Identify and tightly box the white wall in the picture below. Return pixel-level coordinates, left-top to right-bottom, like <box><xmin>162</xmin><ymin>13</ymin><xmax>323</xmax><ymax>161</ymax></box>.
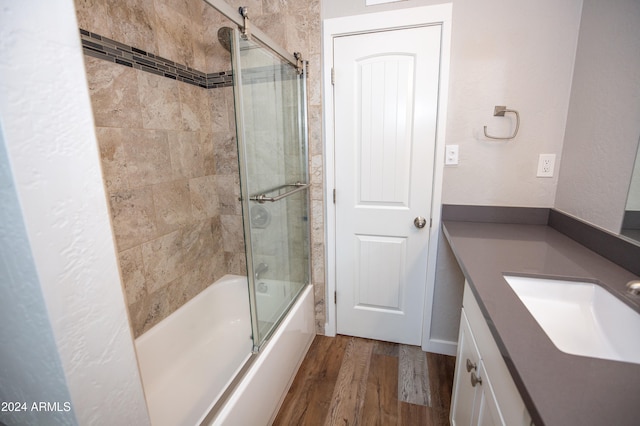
<box><xmin>442</xmin><ymin>0</ymin><xmax>582</xmax><ymax>207</ymax></box>
<box><xmin>1</xmin><ymin>127</ymin><xmax>77</xmax><ymax>425</ymax></box>
<box><xmin>429</xmin><ymin>233</ymin><xmax>465</xmax><ymax>344</ymax></box>
<box><xmin>0</xmin><ymin>1</ymin><xmax>150</xmax><ymax>424</ymax></box>
<box><xmin>555</xmin><ymin>0</ymin><xmax>640</xmax><ymax>232</ymax></box>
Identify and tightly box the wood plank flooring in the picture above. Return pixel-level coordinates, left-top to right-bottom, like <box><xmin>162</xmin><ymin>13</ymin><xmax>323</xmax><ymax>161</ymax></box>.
<box><xmin>273</xmin><ymin>335</ymin><xmax>457</xmax><ymax>426</ymax></box>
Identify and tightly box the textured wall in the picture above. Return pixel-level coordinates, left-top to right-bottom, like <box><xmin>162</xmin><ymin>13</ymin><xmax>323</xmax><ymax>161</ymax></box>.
<box><xmin>442</xmin><ymin>0</ymin><xmax>582</xmax><ymax>207</ymax></box>
<box><xmin>0</xmin><ymin>127</ymin><xmax>77</xmax><ymax>426</ymax></box>
<box><xmin>555</xmin><ymin>0</ymin><xmax>640</xmax><ymax>233</ymax></box>
<box><xmin>0</xmin><ymin>0</ymin><xmax>150</xmax><ymax>423</ymax></box>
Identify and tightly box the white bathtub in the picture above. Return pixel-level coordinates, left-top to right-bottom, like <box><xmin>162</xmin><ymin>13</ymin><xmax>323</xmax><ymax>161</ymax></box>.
<box><xmin>134</xmin><ymin>274</ymin><xmax>315</xmax><ymax>426</ymax></box>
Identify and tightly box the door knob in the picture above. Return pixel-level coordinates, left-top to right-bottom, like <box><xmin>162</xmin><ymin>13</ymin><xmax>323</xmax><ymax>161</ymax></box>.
<box><xmin>414</xmin><ymin>216</ymin><xmax>427</xmax><ymax>229</ymax></box>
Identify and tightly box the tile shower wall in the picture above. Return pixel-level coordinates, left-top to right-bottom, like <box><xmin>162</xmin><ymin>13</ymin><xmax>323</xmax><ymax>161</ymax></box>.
<box><xmin>77</xmin><ymin>0</ymin><xmax>244</xmax><ymax>337</ymax></box>
<box><xmin>76</xmin><ymin>0</ymin><xmax>325</xmax><ymax>335</ymax></box>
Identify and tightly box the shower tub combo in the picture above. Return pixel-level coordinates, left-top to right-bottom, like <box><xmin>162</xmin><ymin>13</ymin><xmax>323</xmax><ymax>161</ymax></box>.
<box><xmin>135</xmin><ymin>275</ymin><xmax>314</xmax><ymax>425</ymax></box>
<box><xmin>134</xmin><ymin>1</ymin><xmax>315</xmax><ymax>424</ymax></box>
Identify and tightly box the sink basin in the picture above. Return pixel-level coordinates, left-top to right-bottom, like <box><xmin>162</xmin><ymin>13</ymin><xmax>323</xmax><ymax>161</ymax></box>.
<box><xmin>503</xmin><ymin>275</ymin><xmax>640</xmax><ymax>365</ymax></box>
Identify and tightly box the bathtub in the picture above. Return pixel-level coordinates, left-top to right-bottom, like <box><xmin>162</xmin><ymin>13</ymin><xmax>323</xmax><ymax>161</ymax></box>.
<box><xmin>134</xmin><ymin>274</ymin><xmax>315</xmax><ymax>426</ymax></box>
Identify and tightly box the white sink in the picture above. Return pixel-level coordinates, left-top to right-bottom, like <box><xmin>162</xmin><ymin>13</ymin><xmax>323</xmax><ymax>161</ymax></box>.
<box><xmin>503</xmin><ymin>275</ymin><xmax>640</xmax><ymax>365</ymax></box>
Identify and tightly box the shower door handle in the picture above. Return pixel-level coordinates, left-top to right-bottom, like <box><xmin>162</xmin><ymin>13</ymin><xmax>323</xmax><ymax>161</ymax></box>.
<box><xmin>414</xmin><ymin>216</ymin><xmax>427</xmax><ymax>229</ymax></box>
<box><xmin>249</xmin><ymin>182</ymin><xmax>310</xmax><ymax>204</ymax></box>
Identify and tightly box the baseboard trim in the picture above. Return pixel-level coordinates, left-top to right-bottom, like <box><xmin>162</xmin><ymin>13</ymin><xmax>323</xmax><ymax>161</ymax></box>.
<box><xmin>424</xmin><ymin>338</ymin><xmax>457</xmax><ymax>356</ymax></box>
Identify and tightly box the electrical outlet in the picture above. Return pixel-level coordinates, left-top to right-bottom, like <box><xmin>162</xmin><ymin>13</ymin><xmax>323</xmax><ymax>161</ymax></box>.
<box><xmin>537</xmin><ymin>154</ymin><xmax>556</xmax><ymax>178</ymax></box>
<box><xmin>445</xmin><ymin>145</ymin><xmax>459</xmax><ymax>166</ymax></box>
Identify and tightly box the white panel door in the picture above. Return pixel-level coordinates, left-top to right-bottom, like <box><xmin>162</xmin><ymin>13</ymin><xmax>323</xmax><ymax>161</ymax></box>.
<box><xmin>334</xmin><ymin>25</ymin><xmax>441</xmax><ymax>345</ymax></box>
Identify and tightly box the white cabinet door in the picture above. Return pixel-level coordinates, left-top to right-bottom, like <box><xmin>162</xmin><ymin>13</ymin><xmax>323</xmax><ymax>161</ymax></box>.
<box><xmin>452</xmin><ymin>311</ymin><xmax>505</xmax><ymax>426</ymax></box>
<box><xmin>476</xmin><ymin>362</ymin><xmax>506</xmax><ymax>426</ymax></box>
<box><xmin>453</xmin><ymin>282</ymin><xmax>531</xmax><ymax>426</ymax></box>
<box><xmin>451</xmin><ymin>311</ymin><xmax>481</xmax><ymax>426</ymax></box>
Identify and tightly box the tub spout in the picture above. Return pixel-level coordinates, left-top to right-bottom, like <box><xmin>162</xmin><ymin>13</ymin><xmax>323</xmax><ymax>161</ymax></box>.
<box><xmin>255</xmin><ymin>263</ymin><xmax>268</xmax><ymax>280</ymax></box>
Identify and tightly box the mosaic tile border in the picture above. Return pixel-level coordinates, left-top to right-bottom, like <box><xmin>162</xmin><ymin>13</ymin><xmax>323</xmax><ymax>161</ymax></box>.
<box><xmin>79</xmin><ymin>29</ymin><xmax>234</xmax><ymax>89</ymax></box>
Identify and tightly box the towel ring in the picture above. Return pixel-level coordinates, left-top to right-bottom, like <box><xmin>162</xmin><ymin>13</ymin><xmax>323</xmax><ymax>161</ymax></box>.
<box><xmin>483</xmin><ymin>106</ymin><xmax>520</xmax><ymax>140</ymax></box>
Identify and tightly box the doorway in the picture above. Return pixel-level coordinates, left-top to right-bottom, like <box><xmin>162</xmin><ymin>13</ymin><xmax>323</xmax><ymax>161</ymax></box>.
<box><xmin>323</xmin><ymin>5</ymin><xmax>452</xmax><ymax>350</ymax></box>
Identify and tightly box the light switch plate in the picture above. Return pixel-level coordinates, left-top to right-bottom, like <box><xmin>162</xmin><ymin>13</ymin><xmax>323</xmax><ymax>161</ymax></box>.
<box><xmin>445</xmin><ymin>145</ymin><xmax>459</xmax><ymax>166</ymax></box>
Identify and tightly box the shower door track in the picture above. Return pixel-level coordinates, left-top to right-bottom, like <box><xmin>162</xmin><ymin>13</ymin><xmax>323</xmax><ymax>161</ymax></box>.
<box><xmin>202</xmin><ymin>0</ymin><xmax>302</xmax><ymax>70</ymax></box>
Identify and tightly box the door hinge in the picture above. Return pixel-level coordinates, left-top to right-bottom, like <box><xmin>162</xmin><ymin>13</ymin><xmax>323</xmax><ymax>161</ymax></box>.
<box><xmin>333</xmin><ymin>188</ymin><xmax>336</xmax><ymax>204</ymax></box>
<box><xmin>334</xmin><ymin>291</ymin><xmax>337</xmax><ymax>304</ymax></box>
<box><xmin>331</xmin><ymin>67</ymin><xmax>335</xmax><ymax>85</ymax></box>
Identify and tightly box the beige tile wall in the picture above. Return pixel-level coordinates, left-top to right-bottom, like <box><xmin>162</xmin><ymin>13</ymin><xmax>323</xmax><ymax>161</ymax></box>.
<box><xmin>76</xmin><ymin>0</ymin><xmax>325</xmax><ymax>336</ymax></box>
<box><xmin>84</xmin><ymin>55</ymin><xmax>244</xmax><ymax>337</ymax></box>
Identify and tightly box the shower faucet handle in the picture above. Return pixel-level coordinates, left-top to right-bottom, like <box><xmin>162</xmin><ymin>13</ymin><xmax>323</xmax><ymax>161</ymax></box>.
<box><xmin>255</xmin><ymin>263</ymin><xmax>269</xmax><ymax>280</ymax></box>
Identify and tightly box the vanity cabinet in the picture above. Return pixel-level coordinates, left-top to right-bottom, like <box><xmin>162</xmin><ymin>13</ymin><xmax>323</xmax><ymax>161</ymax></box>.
<box><xmin>451</xmin><ymin>311</ymin><xmax>503</xmax><ymax>425</ymax></box>
<box><xmin>451</xmin><ymin>282</ymin><xmax>532</xmax><ymax>426</ymax></box>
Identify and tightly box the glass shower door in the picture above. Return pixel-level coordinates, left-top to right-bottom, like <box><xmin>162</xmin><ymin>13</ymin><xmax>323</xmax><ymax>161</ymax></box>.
<box><xmin>230</xmin><ymin>30</ymin><xmax>310</xmax><ymax>349</ymax></box>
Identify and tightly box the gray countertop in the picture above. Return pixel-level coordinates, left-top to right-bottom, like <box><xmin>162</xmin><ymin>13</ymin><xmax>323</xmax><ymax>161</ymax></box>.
<box><xmin>443</xmin><ymin>221</ymin><xmax>640</xmax><ymax>426</ymax></box>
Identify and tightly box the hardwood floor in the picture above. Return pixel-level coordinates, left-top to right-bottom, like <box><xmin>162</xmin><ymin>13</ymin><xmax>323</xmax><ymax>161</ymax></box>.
<box><xmin>273</xmin><ymin>335</ymin><xmax>457</xmax><ymax>426</ymax></box>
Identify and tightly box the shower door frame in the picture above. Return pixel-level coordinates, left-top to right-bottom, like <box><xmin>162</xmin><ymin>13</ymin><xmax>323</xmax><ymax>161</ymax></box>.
<box><xmin>229</xmin><ymin>28</ymin><xmax>311</xmax><ymax>352</ymax></box>
<box><xmin>202</xmin><ymin>0</ymin><xmax>311</xmax><ymax>353</ymax></box>
<box><xmin>202</xmin><ymin>0</ymin><xmax>300</xmax><ymax>70</ymax></box>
